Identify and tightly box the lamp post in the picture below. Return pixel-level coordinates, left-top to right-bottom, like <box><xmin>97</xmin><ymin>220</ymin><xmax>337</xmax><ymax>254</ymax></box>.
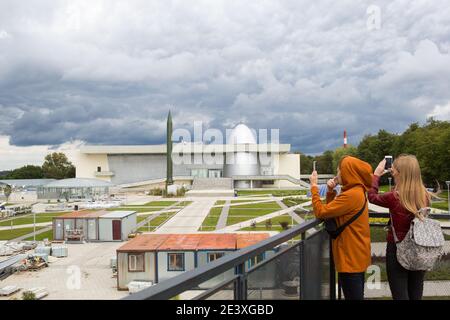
<box><xmin>33</xmin><ymin>209</ymin><xmax>36</xmax><ymax>242</ymax></box>
<box><xmin>388</xmin><ymin>177</ymin><xmax>392</xmax><ymax>191</ymax></box>
<box><xmin>446</xmin><ymin>181</ymin><xmax>450</xmax><ymax>214</ymax></box>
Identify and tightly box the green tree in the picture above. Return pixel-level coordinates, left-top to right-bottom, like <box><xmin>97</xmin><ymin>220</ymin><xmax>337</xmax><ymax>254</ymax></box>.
<box><xmin>4</xmin><ymin>165</ymin><xmax>44</xmax><ymax>179</ymax></box>
<box><xmin>42</xmin><ymin>152</ymin><xmax>76</xmax><ymax>179</ymax></box>
<box><xmin>315</xmin><ymin>150</ymin><xmax>334</xmax><ymax>174</ymax></box>
<box><xmin>299</xmin><ymin>153</ymin><xmax>314</xmax><ymax>174</ymax></box>
<box><xmin>355</xmin><ymin>119</ymin><xmax>450</xmax><ymax>186</ymax></box>
<box><xmin>357</xmin><ymin>130</ymin><xmax>398</xmax><ymax>170</ymax></box>
<box><xmin>332</xmin><ymin>145</ymin><xmax>357</xmax><ymax>172</ymax></box>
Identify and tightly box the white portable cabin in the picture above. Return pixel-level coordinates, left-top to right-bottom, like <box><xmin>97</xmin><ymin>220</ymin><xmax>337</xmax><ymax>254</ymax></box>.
<box><xmin>53</xmin><ymin>210</ymin><xmax>137</xmax><ymax>242</ymax></box>
<box><xmin>98</xmin><ymin>211</ymin><xmax>137</xmax><ymax>241</ymax></box>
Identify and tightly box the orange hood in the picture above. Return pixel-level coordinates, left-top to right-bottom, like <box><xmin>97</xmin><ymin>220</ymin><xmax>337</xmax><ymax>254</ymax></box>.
<box><xmin>339</xmin><ymin>156</ymin><xmax>373</xmax><ymax>192</ymax></box>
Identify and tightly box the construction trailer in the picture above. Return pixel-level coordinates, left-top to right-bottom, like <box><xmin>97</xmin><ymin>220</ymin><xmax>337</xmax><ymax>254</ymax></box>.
<box><xmin>116</xmin><ymin>233</ymin><xmax>274</xmax><ymax>290</ymax></box>
<box><xmin>98</xmin><ymin>211</ymin><xmax>137</xmax><ymax>241</ymax></box>
<box><xmin>52</xmin><ymin>210</ymin><xmax>137</xmax><ymax>241</ymax></box>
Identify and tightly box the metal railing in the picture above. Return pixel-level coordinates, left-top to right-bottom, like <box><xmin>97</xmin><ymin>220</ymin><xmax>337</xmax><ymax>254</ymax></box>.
<box><xmin>123</xmin><ymin>218</ymin><xmax>330</xmax><ymax>300</ymax></box>
<box><xmin>122</xmin><ymin>212</ymin><xmax>450</xmax><ymax>300</ymax></box>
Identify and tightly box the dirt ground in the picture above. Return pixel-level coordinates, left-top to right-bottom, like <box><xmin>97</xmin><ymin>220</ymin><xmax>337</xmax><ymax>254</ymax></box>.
<box><xmin>0</xmin><ymin>242</ymin><xmax>129</xmax><ymax>300</ymax></box>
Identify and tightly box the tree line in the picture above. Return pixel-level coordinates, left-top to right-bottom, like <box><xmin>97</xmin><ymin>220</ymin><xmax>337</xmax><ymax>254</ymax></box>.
<box><xmin>299</xmin><ymin>119</ymin><xmax>450</xmax><ymax>186</ymax></box>
<box><xmin>0</xmin><ymin>152</ymin><xmax>75</xmax><ymax>180</ymax></box>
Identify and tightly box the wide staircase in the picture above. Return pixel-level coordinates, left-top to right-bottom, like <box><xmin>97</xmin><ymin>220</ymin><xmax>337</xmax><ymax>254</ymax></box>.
<box><xmin>191</xmin><ymin>177</ymin><xmax>233</xmax><ymax>190</ymax></box>
<box><xmin>187</xmin><ymin>177</ymin><xmax>234</xmax><ymax>197</ymax></box>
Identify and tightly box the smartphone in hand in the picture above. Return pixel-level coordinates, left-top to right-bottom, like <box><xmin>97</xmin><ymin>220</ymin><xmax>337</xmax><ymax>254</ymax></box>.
<box><xmin>384</xmin><ymin>156</ymin><xmax>393</xmax><ymax>171</ymax></box>
<box><xmin>313</xmin><ymin>161</ymin><xmax>317</xmax><ymax>172</ymax></box>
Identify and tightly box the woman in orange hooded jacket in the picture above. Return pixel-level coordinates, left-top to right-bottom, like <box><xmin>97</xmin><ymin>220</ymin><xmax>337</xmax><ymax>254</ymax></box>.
<box><xmin>310</xmin><ymin>156</ymin><xmax>372</xmax><ymax>300</ymax></box>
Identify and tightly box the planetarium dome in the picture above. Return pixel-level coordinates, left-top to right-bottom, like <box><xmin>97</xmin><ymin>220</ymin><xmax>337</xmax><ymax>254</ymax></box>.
<box><xmin>224</xmin><ymin>123</ymin><xmax>261</xmax><ymax>188</ymax></box>
<box><xmin>227</xmin><ymin>123</ymin><xmax>257</xmax><ymax>145</ymax></box>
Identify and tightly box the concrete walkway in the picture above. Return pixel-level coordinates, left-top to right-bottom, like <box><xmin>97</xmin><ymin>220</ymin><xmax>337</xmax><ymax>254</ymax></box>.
<box><xmin>135</xmin><ymin>201</ymin><xmax>183</xmax><ymax>231</ymax></box>
<box><xmin>216</xmin><ymin>202</ymin><xmax>312</xmax><ymax>233</ymax></box>
<box><xmin>10</xmin><ymin>226</ymin><xmax>53</xmax><ymax>242</ymax></box>
<box><xmin>364</xmin><ymin>280</ymin><xmax>450</xmax><ymax>299</ymax></box>
<box><xmin>155</xmin><ymin>199</ymin><xmax>215</xmax><ymax>233</ymax></box>
<box><xmin>210</xmin><ymin>198</ymin><xmax>279</xmax><ymax>208</ymax></box>
<box><xmin>216</xmin><ymin>200</ymin><xmax>231</xmax><ymax>230</ymax></box>
<box><xmin>371</xmin><ymin>241</ymin><xmax>450</xmax><ymax>257</ymax></box>
<box><xmin>274</xmin><ymin>198</ymin><xmax>303</xmax><ymax>224</ymax></box>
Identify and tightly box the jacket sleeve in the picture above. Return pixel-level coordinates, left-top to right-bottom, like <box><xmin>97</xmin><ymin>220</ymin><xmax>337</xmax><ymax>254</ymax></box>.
<box><xmin>311</xmin><ymin>185</ymin><xmax>358</xmax><ymax>219</ymax></box>
<box><xmin>326</xmin><ymin>190</ymin><xmax>337</xmax><ymax>203</ymax></box>
<box><xmin>368</xmin><ymin>175</ymin><xmax>392</xmax><ymax>208</ymax></box>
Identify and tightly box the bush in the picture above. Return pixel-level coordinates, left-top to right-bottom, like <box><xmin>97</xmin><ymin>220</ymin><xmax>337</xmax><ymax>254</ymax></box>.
<box><xmin>150</xmin><ymin>188</ymin><xmax>163</xmax><ymax>196</ymax></box>
<box><xmin>279</xmin><ymin>221</ymin><xmax>290</xmax><ymax>230</ymax></box>
<box><xmin>22</xmin><ymin>291</ymin><xmax>37</xmax><ymax>300</ymax></box>
<box><xmin>176</xmin><ymin>186</ymin><xmax>186</xmax><ymax>197</ymax></box>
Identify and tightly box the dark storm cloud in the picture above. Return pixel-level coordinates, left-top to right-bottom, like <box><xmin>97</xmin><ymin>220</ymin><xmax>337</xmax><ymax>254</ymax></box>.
<box><xmin>0</xmin><ymin>0</ymin><xmax>449</xmax><ymax>156</ymax></box>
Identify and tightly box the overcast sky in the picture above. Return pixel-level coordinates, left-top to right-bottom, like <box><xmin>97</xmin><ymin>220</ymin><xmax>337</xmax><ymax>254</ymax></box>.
<box><xmin>0</xmin><ymin>0</ymin><xmax>449</xmax><ymax>170</ymax></box>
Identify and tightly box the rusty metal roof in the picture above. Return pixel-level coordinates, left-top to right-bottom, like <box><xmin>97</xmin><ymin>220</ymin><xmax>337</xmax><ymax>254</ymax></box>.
<box><xmin>56</xmin><ymin>210</ymin><xmax>108</xmax><ymax>219</ymax></box>
<box><xmin>117</xmin><ymin>234</ymin><xmax>171</xmax><ymax>252</ymax></box>
<box><xmin>196</xmin><ymin>234</ymin><xmax>236</xmax><ymax>250</ymax></box>
<box><xmin>236</xmin><ymin>233</ymin><xmax>270</xmax><ymax>249</ymax></box>
<box><xmin>117</xmin><ymin>233</ymin><xmax>270</xmax><ymax>252</ymax></box>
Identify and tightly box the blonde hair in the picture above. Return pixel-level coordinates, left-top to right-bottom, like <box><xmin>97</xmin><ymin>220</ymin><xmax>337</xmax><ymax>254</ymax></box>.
<box><xmin>393</xmin><ymin>154</ymin><xmax>431</xmax><ymax>218</ymax></box>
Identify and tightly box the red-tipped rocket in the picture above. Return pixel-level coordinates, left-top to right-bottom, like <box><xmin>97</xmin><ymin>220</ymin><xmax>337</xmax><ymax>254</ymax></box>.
<box><xmin>343</xmin><ymin>130</ymin><xmax>347</xmax><ymax>148</ymax></box>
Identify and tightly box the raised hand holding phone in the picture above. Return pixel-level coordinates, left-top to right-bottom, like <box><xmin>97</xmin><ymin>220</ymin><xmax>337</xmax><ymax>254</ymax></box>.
<box><xmin>374</xmin><ymin>158</ymin><xmax>388</xmax><ymax>176</ymax></box>
<box><xmin>309</xmin><ymin>169</ymin><xmax>318</xmax><ymax>187</ymax></box>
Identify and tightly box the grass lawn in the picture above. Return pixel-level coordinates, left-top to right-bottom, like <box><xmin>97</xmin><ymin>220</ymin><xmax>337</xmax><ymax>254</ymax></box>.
<box><xmin>237</xmin><ymin>189</ymin><xmax>306</xmax><ymax>197</ymax></box>
<box><xmin>107</xmin><ymin>207</ymin><xmax>163</xmax><ymax>213</ymax></box>
<box><xmin>226</xmin><ymin>201</ymin><xmax>281</xmax><ymax>226</ymax></box>
<box><xmin>137</xmin><ymin>213</ymin><xmax>157</xmax><ymax>223</ymax></box>
<box><xmin>0</xmin><ymin>212</ymin><xmax>67</xmax><ymax>227</ymax></box>
<box><xmin>294</xmin><ymin>211</ymin><xmax>315</xmax><ymax>220</ymax></box>
<box><xmin>24</xmin><ymin>229</ymin><xmax>53</xmax><ymax>241</ymax></box>
<box><xmin>282</xmin><ymin>197</ymin><xmax>310</xmax><ymax>207</ymax></box>
<box><xmin>370</xmin><ymin>226</ymin><xmax>387</xmax><ymax>243</ymax></box>
<box><xmin>432</xmin><ymin>202</ymin><xmax>449</xmax><ymax>211</ymax></box>
<box><xmin>142</xmin><ymin>201</ymin><xmax>178</xmax><ymax>207</ymax></box>
<box><xmin>199</xmin><ymin>200</ymin><xmax>227</xmax><ymax>231</ymax></box>
<box><xmin>240</xmin><ymin>214</ymin><xmax>297</xmax><ymax>231</ymax></box>
<box><xmin>176</xmin><ymin>201</ymin><xmax>192</xmax><ymax>207</ymax></box>
<box><xmin>0</xmin><ymin>227</ymin><xmax>45</xmax><ymax>240</ymax></box>
<box><xmin>138</xmin><ymin>212</ymin><xmax>177</xmax><ymax>232</ymax></box>
<box><xmin>199</xmin><ymin>207</ymin><xmax>222</xmax><ymax>231</ymax></box>
<box><xmin>378</xmin><ymin>185</ymin><xmax>391</xmax><ymax>193</ymax></box>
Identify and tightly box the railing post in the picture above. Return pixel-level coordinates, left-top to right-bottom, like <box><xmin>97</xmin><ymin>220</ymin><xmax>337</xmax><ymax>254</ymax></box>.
<box><xmin>329</xmin><ymin>235</ymin><xmax>336</xmax><ymax>300</ymax></box>
<box><xmin>299</xmin><ymin>239</ymin><xmax>305</xmax><ymax>299</ymax></box>
<box><xmin>234</xmin><ymin>262</ymin><xmax>247</xmax><ymax>300</ymax></box>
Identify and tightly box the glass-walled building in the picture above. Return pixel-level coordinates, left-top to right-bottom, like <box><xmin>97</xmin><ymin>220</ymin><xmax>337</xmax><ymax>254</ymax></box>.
<box><xmin>37</xmin><ymin>178</ymin><xmax>113</xmax><ymax>200</ymax></box>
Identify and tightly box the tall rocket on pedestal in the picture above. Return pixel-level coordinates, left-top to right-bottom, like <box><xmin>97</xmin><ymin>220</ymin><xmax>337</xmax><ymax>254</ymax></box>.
<box><xmin>166</xmin><ymin>111</ymin><xmax>173</xmax><ymax>188</ymax></box>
